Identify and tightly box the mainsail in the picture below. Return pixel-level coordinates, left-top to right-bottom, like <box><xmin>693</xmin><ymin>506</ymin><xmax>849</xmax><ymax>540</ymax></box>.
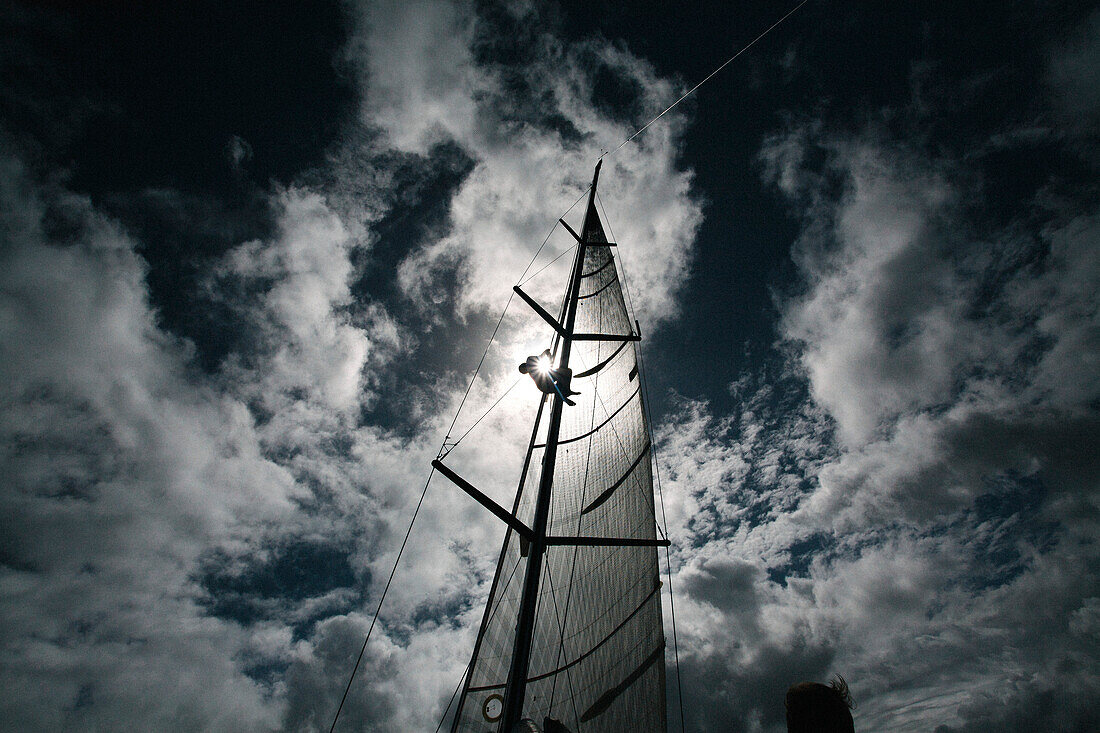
<box><xmin>436</xmin><ymin>162</ymin><xmax>667</xmax><ymax>732</ymax></box>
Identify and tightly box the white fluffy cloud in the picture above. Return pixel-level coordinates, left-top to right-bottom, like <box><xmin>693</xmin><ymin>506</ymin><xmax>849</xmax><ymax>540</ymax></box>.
<box><xmin>348</xmin><ymin>0</ymin><xmax>702</xmax><ymax>330</ymax></box>
<box><xmin>0</xmin><ymin>156</ymin><xmax>299</xmax><ymax>730</ymax></box>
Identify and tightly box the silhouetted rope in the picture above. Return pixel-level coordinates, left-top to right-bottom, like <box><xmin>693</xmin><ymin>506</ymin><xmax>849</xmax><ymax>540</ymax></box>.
<box><xmin>446</xmin><ymin>376</ymin><xmax>524</xmax><ymax>452</ymax></box>
<box><xmin>329</xmin><ymin>466</ymin><xmax>435</xmax><ymax>733</ymax></box>
<box><xmin>602</xmin><ymin>0</ymin><xmax>810</xmax><ymax>161</ymax></box>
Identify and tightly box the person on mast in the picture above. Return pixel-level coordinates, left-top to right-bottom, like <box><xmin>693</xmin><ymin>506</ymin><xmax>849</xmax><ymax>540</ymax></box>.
<box><xmin>519</xmin><ymin>349</ymin><xmax>579</xmax><ymax>406</ymax></box>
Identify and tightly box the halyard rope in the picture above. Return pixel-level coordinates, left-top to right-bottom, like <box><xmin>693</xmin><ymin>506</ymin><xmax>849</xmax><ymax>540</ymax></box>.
<box><xmin>602</xmin><ymin>0</ymin><xmax>810</xmax><ymax>161</ymax></box>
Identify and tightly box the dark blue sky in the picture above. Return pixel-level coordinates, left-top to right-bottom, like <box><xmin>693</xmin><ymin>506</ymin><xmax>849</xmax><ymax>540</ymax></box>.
<box><xmin>2</xmin><ymin>1</ymin><xmax>1098</xmax><ymax>731</ymax></box>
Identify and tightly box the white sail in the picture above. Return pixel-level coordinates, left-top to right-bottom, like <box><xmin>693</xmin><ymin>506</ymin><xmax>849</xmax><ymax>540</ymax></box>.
<box><xmin>451</xmin><ymin>175</ymin><xmax>666</xmax><ymax>732</ymax></box>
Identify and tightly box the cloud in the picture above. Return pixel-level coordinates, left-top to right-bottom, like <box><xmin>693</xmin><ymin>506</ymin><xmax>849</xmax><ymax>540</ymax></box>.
<box><xmin>6</xmin><ymin>1</ymin><xmax>1096</xmax><ymax>731</ymax></box>
<box><xmin>760</xmin><ymin>127</ymin><xmax>1100</xmax><ymax>530</ymax></box>
<box><xmin>214</xmin><ymin>187</ymin><xmax>376</xmax><ymax>414</ymax></box>
<box><xmin>658</xmin><ymin>22</ymin><xmax>1100</xmax><ymax>731</ymax></box>
<box><xmin>345</xmin><ymin>0</ymin><xmax>702</xmax><ymax>331</ymax></box>
<box><xmin>0</xmin><ymin>154</ymin><xmax>299</xmax><ymax>730</ymax></box>
<box><xmin>226</xmin><ymin>134</ymin><xmax>254</xmax><ymax>175</ymax></box>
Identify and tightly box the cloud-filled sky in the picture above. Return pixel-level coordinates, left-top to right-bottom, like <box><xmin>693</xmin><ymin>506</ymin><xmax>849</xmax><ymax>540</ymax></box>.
<box><xmin>2</xmin><ymin>1</ymin><xmax>1098</xmax><ymax>731</ymax></box>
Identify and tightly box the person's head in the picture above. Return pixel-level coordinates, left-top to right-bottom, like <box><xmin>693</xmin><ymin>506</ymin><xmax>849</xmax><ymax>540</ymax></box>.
<box><xmin>785</xmin><ymin>675</ymin><xmax>854</xmax><ymax>733</ymax></box>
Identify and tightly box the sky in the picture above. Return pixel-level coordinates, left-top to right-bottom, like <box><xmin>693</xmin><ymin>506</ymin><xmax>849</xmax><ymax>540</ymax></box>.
<box><xmin>1</xmin><ymin>0</ymin><xmax>1098</xmax><ymax>731</ymax></box>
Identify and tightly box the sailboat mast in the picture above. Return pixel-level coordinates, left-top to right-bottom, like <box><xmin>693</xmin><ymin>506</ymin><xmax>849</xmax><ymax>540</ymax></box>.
<box><xmin>500</xmin><ymin>160</ymin><xmax>603</xmax><ymax>730</ymax></box>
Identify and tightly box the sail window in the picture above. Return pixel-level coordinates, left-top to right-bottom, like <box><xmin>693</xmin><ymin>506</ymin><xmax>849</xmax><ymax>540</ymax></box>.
<box><xmin>482</xmin><ymin>694</ymin><xmax>504</xmax><ymax>722</ymax></box>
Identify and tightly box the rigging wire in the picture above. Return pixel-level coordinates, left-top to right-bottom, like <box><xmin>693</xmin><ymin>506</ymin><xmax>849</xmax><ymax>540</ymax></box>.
<box><xmin>601</xmin><ymin>0</ymin><xmax>810</xmax><ymax>161</ymax></box>
<box><xmin>542</xmin><ymin>559</ymin><xmax>583</xmax><ymax>726</ymax></box>
<box><xmin>597</xmin><ymin>192</ymin><xmax>687</xmax><ymax>733</ymax></box>
<box><xmin>329</xmin><ymin>185</ymin><xmax>593</xmax><ymax>733</ymax></box>
<box><xmin>328</xmin><ymin>467</ymin><xmax>435</xmax><ymax>733</ymax></box>
<box><xmin>435</xmin><ymin>659</ymin><xmax>471</xmax><ymax>733</ymax></box>
<box><xmin>519</xmin><ymin>186</ymin><xmax>591</xmax><ymax>284</ymax></box>
<box><xmin>518</xmin><ymin>241</ymin><xmax>578</xmax><ymax>288</ymax></box>
<box><xmin>446</xmin><ymin>376</ymin><xmax>524</xmax><ymax>452</ymax></box>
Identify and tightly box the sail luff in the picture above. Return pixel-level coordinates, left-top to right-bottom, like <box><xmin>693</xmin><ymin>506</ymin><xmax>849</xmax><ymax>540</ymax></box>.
<box><xmin>501</xmin><ymin>161</ymin><xmax>603</xmax><ymax>731</ymax></box>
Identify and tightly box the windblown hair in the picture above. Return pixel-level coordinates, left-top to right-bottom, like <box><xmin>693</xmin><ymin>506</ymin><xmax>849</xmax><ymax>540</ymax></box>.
<box><xmin>785</xmin><ymin>674</ymin><xmax>855</xmax><ymax>733</ymax></box>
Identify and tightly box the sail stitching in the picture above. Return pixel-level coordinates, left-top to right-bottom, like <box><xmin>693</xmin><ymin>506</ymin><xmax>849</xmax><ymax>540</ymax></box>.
<box><xmin>578</xmin><ymin>274</ymin><xmax>619</xmax><ymax>300</ymax></box>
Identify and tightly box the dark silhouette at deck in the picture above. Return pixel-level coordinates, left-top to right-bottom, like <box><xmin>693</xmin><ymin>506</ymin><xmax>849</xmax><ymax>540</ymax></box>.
<box><xmin>785</xmin><ymin>675</ymin><xmax>855</xmax><ymax>733</ymax></box>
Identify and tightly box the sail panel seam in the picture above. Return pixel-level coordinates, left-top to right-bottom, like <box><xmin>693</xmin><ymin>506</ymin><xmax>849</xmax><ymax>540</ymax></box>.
<box><xmin>534</xmin><ymin>385</ymin><xmax>640</xmax><ymax>449</ymax></box>
<box><xmin>580</xmin><ymin>257</ymin><xmax>615</xmax><ymax>278</ymax></box>
<box><xmin>578</xmin><ymin>275</ymin><xmax>619</xmax><ymax>300</ymax></box>
<box><xmin>580</xmin><ymin>442</ymin><xmax>652</xmax><ymax>515</ymax></box>
<box><xmin>465</xmin><ymin>582</ymin><xmax>660</xmax><ymax>693</ymax></box>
